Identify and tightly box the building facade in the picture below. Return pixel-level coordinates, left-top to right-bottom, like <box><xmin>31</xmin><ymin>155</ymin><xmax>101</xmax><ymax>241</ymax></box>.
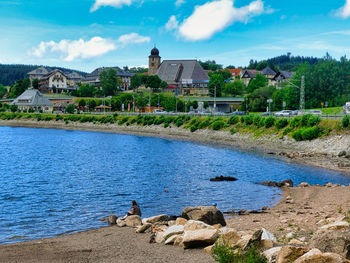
<box><xmin>11</xmin><ymin>88</ymin><xmax>53</xmax><ymax>112</ymax></box>
<box><xmin>38</xmin><ymin>70</ymin><xmax>69</xmax><ymax>93</ymax></box>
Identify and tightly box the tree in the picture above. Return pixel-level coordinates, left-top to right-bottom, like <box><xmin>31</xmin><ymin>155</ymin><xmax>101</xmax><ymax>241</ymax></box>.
<box><xmin>146</xmin><ymin>75</ymin><xmax>162</xmax><ymax>92</ymax></box>
<box><xmin>246</xmin><ymin>74</ymin><xmax>268</xmax><ymax>93</ymax></box>
<box><xmin>66</xmin><ymin>104</ymin><xmax>75</xmax><ymax>114</ymax></box>
<box><xmin>89</xmin><ymin>99</ymin><xmax>97</xmax><ymax>110</ymax></box>
<box><xmin>199</xmin><ymin>60</ymin><xmax>223</xmax><ymax>71</ymax></box>
<box><xmin>8</xmin><ymin>78</ymin><xmax>30</xmax><ymax>98</ymax></box>
<box><xmin>10</xmin><ymin>104</ymin><xmax>18</xmax><ymax>112</ymax></box>
<box><xmin>130</xmin><ymin>74</ymin><xmax>143</xmax><ymax>90</ymax></box>
<box><xmin>224</xmin><ymin>80</ymin><xmax>245</xmax><ymax>96</ymax></box>
<box><xmin>77</xmin><ymin>84</ymin><xmax>96</xmax><ymax>97</ymax></box>
<box><xmin>225</xmin><ymin>65</ymin><xmax>236</xmax><ymax>69</ymax></box>
<box><xmin>208</xmin><ymin>74</ymin><xmax>224</xmax><ymax>97</ymax></box>
<box><xmin>0</xmin><ymin>84</ymin><xmax>7</xmax><ymax>99</ymax></box>
<box><xmin>78</xmin><ymin>99</ymin><xmax>86</xmax><ymax>108</ymax></box>
<box><xmin>99</xmin><ymin>68</ymin><xmax>122</xmax><ymax>96</ymax></box>
<box><xmin>136</xmin><ymin>93</ymin><xmax>148</xmax><ymax>111</ymax></box>
<box><xmin>159</xmin><ymin>81</ymin><xmax>168</xmax><ymax>90</ymax></box>
<box><xmin>32</xmin><ymin>78</ymin><xmax>39</xmax><ymax>89</ymax></box>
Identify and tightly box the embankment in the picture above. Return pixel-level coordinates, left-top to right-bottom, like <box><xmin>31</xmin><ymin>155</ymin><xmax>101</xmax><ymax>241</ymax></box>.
<box><xmin>0</xmin><ymin>118</ymin><xmax>350</xmax><ymax>173</ymax></box>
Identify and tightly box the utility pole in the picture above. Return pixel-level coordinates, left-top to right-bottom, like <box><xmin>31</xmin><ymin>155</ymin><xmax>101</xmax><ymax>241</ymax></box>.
<box><xmin>149</xmin><ymin>93</ymin><xmax>151</xmax><ymax>113</ymax></box>
<box><xmin>214</xmin><ymin>85</ymin><xmax>216</xmax><ymax>113</ymax></box>
<box><xmin>300</xmin><ymin>75</ymin><xmax>305</xmax><ymax>111</ymax></box>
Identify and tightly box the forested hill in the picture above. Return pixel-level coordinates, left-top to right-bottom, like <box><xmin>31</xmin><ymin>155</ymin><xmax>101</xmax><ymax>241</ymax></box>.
<box><xmin>247</xmin><ymin>54</ymin><xmax>321</xmax><ymax>71</ymax></box>
<box><xmin>0</xmin><ymin>64</ymin><xmax>87</xmax><ymax>86</ymax></box>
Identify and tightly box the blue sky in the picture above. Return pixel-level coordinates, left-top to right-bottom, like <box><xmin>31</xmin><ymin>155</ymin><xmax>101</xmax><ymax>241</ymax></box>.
<box><xmin>1</xmin><ymin>0</ymin><xmax>350</xmax><ymax>72</ymax></box>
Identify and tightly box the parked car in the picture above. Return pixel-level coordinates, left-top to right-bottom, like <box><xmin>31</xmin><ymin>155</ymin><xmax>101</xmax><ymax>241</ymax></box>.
<box><xmin>306</xmin><ymin>110</ymin><xmax>322</xmax><ymax>116</ymax></box>
<box><xmin>153</xmin><ymin>109</ymin><xmax>167</xmax><ymax>114</ymax></box>
<box><xmin>275</xmin><ymin>110</ymin><xmax>293</xmax><ymax>117</ymax></box>
<box><xmin>214</xmin><ymin>112</ymin><xmax>227</xmax><ymax>116</ymax></box>
<box><xmin>260</xmin><ymin>112</ymin><xmax>275</xmax><ymax>116</ymax></box>
<box><xmin>228</xmin><ymin>111</ymin><xmax>246</xmax><ymax>116</ymax></box>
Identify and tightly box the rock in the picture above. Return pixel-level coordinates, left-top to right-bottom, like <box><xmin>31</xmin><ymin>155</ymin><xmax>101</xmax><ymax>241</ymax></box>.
<box><xmin>210</xmin><ymin>176</ymin><xmax>238</xmax><ymax>182</ymax></box>
<box><xmin>124</xmin><ymin>215</ymin><xmax>142</xmax><ymax>228</ymax></box>
<box><xmin>213</xmin><ymin>224</ymin><xmax>222</xmax><ymax>229</ymax></box>
<box><xmin>165</xmin><ymin>234</ymin><xmax>181</xmax><ymax>245</ymax></box>
<box><xmin>174</xmin><ymin>235</ymin><xmax>184</xmax><ymax>247</ymax></box>
<box><xmin>108</xmin><ymin>214</ymin><xmax>118</xmax><ymax>225</ymax></box>
<box><xmin>294</xmin><ymin>248</ymin><xmax>350</xmax><ymax>263</ymax></box>
<box><xmin>136</xmin><ymin>223</ymin><xmax>152</xmax><ymax>233</ymax></box>
<box><xmin>264</xmin><ymin>247</ymin><xmax>282</xmax><ymax>263</ymax></box>
<box><xmin>258</xmin><ymin>179</ymin><xmax>294</xmax><ymax>188</ymax></box>
<box><xmin>298</xmin><ymin>182</ymin><xmax>309</xmax><ymax>187</ymax></box>
<box><xmin>220</xmin><ymin>229</ymin><xmax>241</xmax><ymax>247</ymax></box>
<box><xmin>236</xmin><ymin>234</ymin><xmax>253</xmax><ymax>249</ymax></box>
<box><xmin>321</xmin><ymin>221</ymin><xmax>350</xmax><ymax>231</ymax></box>
<box><xmin>142</xmin><ymin>214</ymin><xmax>169</xmax><ymax>224</ymax></box>
<box><xmin>289</xmin><ymin>239</ymin><xmax>305</xmax><ymax>246</ymax></box>
<box><xmin>218</xmin><ymin>227</ymin><xmax>237</xmax><ymax>235</ymax></box>
<box><xmin>183</xmin><ymin>229</ymin><xmax>219</xmax><ymax>249</ymax></box>
<box><xmin>326</xmin><ymin>182</ymin><xmax>334</xmax><ymax>187</ymax></box>
<box><xmin>259</xmin><ymin>239</ymin><xmax>274</xmax><ymax>249</ymax></box>
<box><xmin>286</xmin><ymin>232</ymin><xmax>294</xmax><ymax>239</ymax></box>
<box><xmin>339</xmin><ymin>151</ymin><xmax>347</xmax><ymax>157</ymax></box>
<box><xmin>175</xmin><ymin>217</ymin><xmax>188</xmax><ymax>226</ymax></box>
<box><xmin>182</xmin><ymin>206</ymin><xmax>226</xmax><ymax>226</ymax></box>
<box><xmin>155</xmin><ymin>231</ymin><xmax>165</xmax><ymax>244</ymax></box>
<box><xmin>276</xmin><ymin>246</ymin><xmax>311</xmax><ymax>263</ymax></box>
<box><xmin>163</xmin><ymin>225</ymin><xmax>185</xmax><ymax>240</ymax></box>
<box><xmin>117</xmin><ymin>218</ymin><xmax>127</xmax><ymax>227</ymax></box>
<box><xmin>184</xmin><ymin>220</ymin><xmax>215</xmax><ymax>231</ymax></box>
<box><xmin>262</xmin><ymin>228</ymin><xmax>277</xmax><ymax>243</ymax></box>
<box><xmin>244</xmin><ymin>229</ymin><xmax>263</xmax><ymax>250</ymax></box>
<box><xmin>204</xmin><ymin>244</ymin><xmax>215</xmax><ymax>254</ymax></box>
<box><xmin>310</xmin><ymin>228</ymin><xmax>350</xmax><ymax>259</ymax></box>
<box><xmin>100</xmin><ymin>217</ymin><xmax>108</xmax><ymax>222</ymax></box>
<box><xmin>168</xmin><ymin>220</ymin><xmax>176</xmax><ymax>226</ymax></box>
<box><xmin>262</xmin><ymin>206</ymin><xmax>268</xmax><ymax>211</ymax></box>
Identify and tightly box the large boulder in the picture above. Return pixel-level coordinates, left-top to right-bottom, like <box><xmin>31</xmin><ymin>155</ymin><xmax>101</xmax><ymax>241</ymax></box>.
<box><xmin>165</xmin><ymin>234</ymin><xmax>181</xmax><ymax>245</ymax></box>
<box><xmin>276</xmin><ymin>246</ymin><xmax>311</xmax><ymax>263</ymax></box>
<box><xmin>142</xmin><ymin>214</ymin><xmax>169</xmax><ymax>225</ymax></box>
<box><xmin>264</xmin><ymin>247</ymin><xmax>282</xmax><ymax>263</ymax></box>
<box><xmin>117</xmin><ymin>218</ymin><xmax>127</xmax><ymax>227</ymax></box>
<box><xmin>321</xmin><ymin>221</ymin><xmax>350</xmax><ymax>231</ymax></box>
<box><xmin>258</xmin><ymin>179</ymin><xmax>294</xmax><ymax>187</ymax></box>
<box><xmin>183</xmin><ymin>229</ymin><xmax>219</xmax><ymax>249</ymax></box>
<box><xmin>182</xmin><ymin>206</ymin><xmax>226</xmax><ymax>226</ymax></box>
<box><xmin>310</xmin><ymin>229</ymin><xmax>350</xmax><ymax>259</ymax></box>
<box><xmin>184</xmin><ymin>220</ymin><xmax>215</xmax><ymax>231</ymax></box>
<box><xmin>124</xmin><ymin>215</ymin><xmax>142</xmax><ymax>228</ymax></box>
<box><xmin>220</xmin><ymin>229</ymin><xmax>241</xmax><ymax>247</ymax></box>
<box><xmin>176</xmin><ymin>217</ymin><xmax>188</xmax><ymax>226</ymax></box>
<box><xmin>136</xmin><ymin>223</ymin><xmax>152</xmax><ymax>233</ymax></box>
<box><xmin>294</xmin><ymin>249</ymin><xmax>350</xmax><ymax>263</ymax></box>
<box><xmin>163</xmin><ymin>225</ymin><xmax>184</xmax><ymax>240</ymax></box>
<box><xmin>108</xmin><ymin>214</ymin><xmax>118</xmax><ymax>225</ymax></box>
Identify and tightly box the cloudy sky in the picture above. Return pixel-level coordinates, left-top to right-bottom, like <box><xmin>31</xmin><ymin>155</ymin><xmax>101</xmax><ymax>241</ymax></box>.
<box><xmin>1</xmin><ymin>0</ymin><xmax>350</xmax><ymax>72</ymax></box>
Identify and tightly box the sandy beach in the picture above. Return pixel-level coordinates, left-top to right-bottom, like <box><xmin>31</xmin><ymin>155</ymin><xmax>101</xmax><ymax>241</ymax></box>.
<box><xmin>1</xmin><ymin>185</ymin><xmax>350</xmax><ymax>262</ymax></box>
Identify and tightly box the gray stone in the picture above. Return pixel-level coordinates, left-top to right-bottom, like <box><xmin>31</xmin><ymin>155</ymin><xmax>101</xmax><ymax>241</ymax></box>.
<box><xmin>184</xmin><ymin>220</ymin><xmax>215</xmax><ymax>231</ymax></box>
<box><xmin>183</xmin><ymin>229</ymin><xmax>219</xmax><ymax>249</ymax></box>
<box><xmin>125</xmin><ymin>215</ymin><xmax>142</xmax><ymax>228</ymax></box>
<box><xmin>182</xmin><ymin>206</ymin><xmax>226</xmax><ymax>226</ymax></box>
<box><xmin>142</xmin><ymin>214</ymin><xmax>169</xmax><ymax>224</ymax></box>
<box><xmin>165</xmin><ymin>234</ymin><xmax>181</xmax><ymax>245</ymax></box>
<box><xmin>108</xmin><ymin>214</ymin><xmax>118</xmax><ymax>225</ymax></box>
<box><xmin>163</xmin><ymin>225</ymin><xmax>184</xmax><ymax>240</ymax></box>
<box><xmin>136</xmin><ymin>223</ymin><xmax>152</xmax><ymax>233</ymax></box>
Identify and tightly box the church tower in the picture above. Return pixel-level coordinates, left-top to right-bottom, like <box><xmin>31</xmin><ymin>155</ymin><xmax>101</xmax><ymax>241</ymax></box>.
<box><xmin>148</xmin><ymin>46</ymin><xmax>161</xmax><ymax>75</ymax></box>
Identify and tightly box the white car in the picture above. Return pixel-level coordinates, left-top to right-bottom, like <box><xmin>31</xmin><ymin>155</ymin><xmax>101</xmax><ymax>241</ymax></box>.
<box><xmin>275</xmin><ymin>110</ymin><xmax>293</xmax><ymax>117</ymax></box>
<box><xmin>152</xmin><ymin>109</ymin><xmax>167</xmax><ymax>114</ymax></box>
<box><xmin>306</xmin><ymin>110</ymin><xmax>322</xmax><ymax>116</ymax></box>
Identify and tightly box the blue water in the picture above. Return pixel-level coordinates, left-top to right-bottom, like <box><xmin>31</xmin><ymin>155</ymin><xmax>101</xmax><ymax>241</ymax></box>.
<box><xmin>0</xmin><ymin>126</ymin><xmax>349</xmax><ymax>244</ymax></box>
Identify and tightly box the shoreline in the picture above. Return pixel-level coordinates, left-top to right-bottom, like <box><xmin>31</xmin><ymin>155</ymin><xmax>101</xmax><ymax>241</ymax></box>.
<box><xmin>1</xmin><ymin>119</ymin><xmax>350</xmax><ymax>173</ymax></box>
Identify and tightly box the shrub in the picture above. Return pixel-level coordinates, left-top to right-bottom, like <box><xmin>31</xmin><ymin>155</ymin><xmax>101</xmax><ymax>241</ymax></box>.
<box><xmin>230</xmin><ymin>128</ymin><xmax>236</xmax><ymax>135</ymax></box>
<box><xmin>164</xmin><ymin>123</ymin><xmax>169</xmax><ymax>128</ymax></box>
<box><xmin>258</xmin><ymin>117</ymin><xmax>265</xmax><ymax>128</ymax></box>
<box><xmin>290</xmin><ymin>116</ymin><xmax>301</xmax><ymax>128</ymax></box>
<box><xmin>301</xmin><ymin>114</ymin><xmax>312</xmax><ymax>127</ymax></box>
<box><xmin>28</xmin><ymin>108</ymin><xmax>35</xmax><ymax>113</ymax></box>
<box><xmin>10</xmin><ymin>104</ymin><xmax>18</xmax><ymax>113</ymax></box>
<box><xmin>212</xmin><ymin>120</ymin><xmax>225</xmax><ymax>131</ymax></box>
<box><xmin>283</xmin><ymin>127</ymin><xmax>294</xmax><ymax>136</ymax></box>
<box><xmin>242</xmin><ymin>115</ymin><xmax>254</xmax><ymax>125</ymax></box>
<box><xmin>302</xmin><ymin>126</ymin><xmax>322</xmax><ymax>141</ymax></box>
<box><xmin>66</xmin><ymin>104</ymin><xmax>75</xmax><ymax>114</ymax></box>
<box><xmin>292</xmin><ymin>128</ymin><xmax>304</xmax><ymax>141</ymax></box>
<box><xmin>343</xmin><ymin>115</ymin><xmax>350</xmax><ymax>128</ymax></box>
<box><xmin>176</xmin><ymin>118</ymin><xmax>184</xmax><ymax>127</ymax></box>
<box><xmin>307</xmin><ymin>115</ymin><xmax>321</xmax><ymax>127</ymax></box>
<box><xmin>190</xmin><ymin>126</ymin><xmax>197</xmax><ymax>132</ymax></box>
<box><xmin>264</xmin><ymin>116</ymin><xmax>276</xmax><ymax>128</ymax></box>
<box><xmin>198</xmin><ymin>118</ymin><xmax>212</xmax><ymax>129</ymax></box>
<box><xmin>253</xmin><ymin>115</ymin><xmax>261</xmax><ymax>126</ymax></box>
<box><xmin>276</xmin><ymin>118</ymin><xmax>289</xmax><ymax>129</ymax></box>
<box><xmin>118</xmin><ymin>117</ymin><xmax>129</xmax><ymax>125</ymax></box>
<box><xmin>228</xmin><ymin>115</ymin><xmax>239</xmax><ymax>125</ymax></box>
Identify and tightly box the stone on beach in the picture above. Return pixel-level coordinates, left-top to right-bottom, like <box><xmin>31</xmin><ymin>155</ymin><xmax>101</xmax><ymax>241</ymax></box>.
<box><xmin>108</xmin><ymin>214</ymin><xmax>118</xmax><ymax>225</ymax></box>
<box><xmin>163</xmin><ymin>225</ymin><xmax>184</xmax><ymax>240</ymax></box>
<box><xmin>136</xmin><ymin>223</ymin><xmax>152</xmax><ymax>233</ymax></box>
<box><xmin>276</xmin><ymin>246</ymin><xmax>311</xmax><ymax>263</ymax></box>
<box><xmin>142</xmin><ymin>214</ymin><xmax>169</xmax><ymax>225</ymax></box>
<box><xmin>117</xmin><ymin>218</ymin><xmax>127</xmax><ymax>227</ymax></box>
<box><xmin>182</xmin><ymin>229</ymin><xmax>219</xmax><ymax>249</ymax></box>
<box><xmin>165</xmin><ymin>234</ymin><xmax>181</xmax><ymax>245</ymax></box>
<box><xmin>320</xmin><ymin>221</ymin><xmax>350</xmax><ymax>231</ymax></box>
<box><xmin>184</xmin><ymin>220</ymin><xmax>215</xmax><ymax>231</ymax></box>
<box><xmin>182</xmin><ymin>206</ymin><xmax>226</xmax><ymax>226</ymax></box>
<box><xmin>294</xmin><ymin>248</ymin><xmax>350</xmax><ymax>263</ymax></box>
<box><xmin>124</xmin><ymin>215</ymin><xmax>142</xmax><ymax>228</ymax></box>
<box><xmin>263</xmin><ymin>247</ymin><xmax>282</xmax><ymax>263</ymax></box>
<box><xmin>175</xmin><ymin>217</ymin><xmax>188</xmax><ymax>225</ymax></box>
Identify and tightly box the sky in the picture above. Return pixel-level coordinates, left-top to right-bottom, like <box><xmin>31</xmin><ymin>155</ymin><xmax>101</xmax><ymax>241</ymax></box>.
<box><xmin>1</xmin><ymin>0</ymin><xmax>350</xmax><ymax>72</ymax></box>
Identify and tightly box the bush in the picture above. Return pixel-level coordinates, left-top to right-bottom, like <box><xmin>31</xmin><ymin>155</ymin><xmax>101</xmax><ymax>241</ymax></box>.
<box><xmin>257</xmin><ymin>117</ymin><xmax>265</xmax><ymax>128</ymax></box>
<box><xmin>66</xmin><ymin>104</ymin><xmax>75</xmax><ymax>114</ymax></box>
<box><xmin>283</xmin><ymin>127</ymin><xmax>294</xmax><ymax>136</ymax></box>
<box><xmin>307</xmin><ymin>115</ymin><xmax>321</xmax><ymax>127</ymax></box>
<box><xmin>301</xmin><ymin>114</ymin><xmax>312</xmax><ymax>127</ymax></box>
<box><xmin>290</xmin><ymin>116</ymin><xmax>301</xmax><ymax>128</ymax></box>
<box><xmin>292</xmin><ymin>128</ymin><xmax>304</xmax><ymax>141</ymax></box>
<box><xmin>253</xmin><ymin>115</ymin><xmax>261</xmax><ymax>126</ymax></box>
<box><xmin>241</xmin><ymin>115</ymin><xmax>254</xmax><ymax>125</ymax></box>
<box><xmin>302</xmin><ymin>126</ymin><xmax>322</xmax><ymax>141</ymax></box>
<box><xmin>228</xmin><ymin>115</ymin><xmax>239</xmax><ymax>125</ymax></box>
<box><xmin>212</xmin><ymin>120</ymin><xmax>225</xmax><ymax>130</ymax></box>
<box><xmin>264</xmin><ymin>116</ymin><xmax>276</xmax><ymax>128</ymax></box>
<box><xmin>118</xmin><ymin>117</ymin><xmax>129</xmax><ymax>125</ymax></box>
<box><xmin>230</xmin><ymin>128</ymin><xmax>236</xmax><ymax>135</ymax></box>
<box><xmin>190</xmin><ymin>126</ymin><xmax>197</xmax><ymax>132</ymax></box>
<box><xmin>343</xmin><ymin>115</ymin><xmax>350</xmax><ymax>128</ymax></box>
<box><xmin>198</xmin><ymin>118</ymin><xmax>212</xmax><ymax>129</ymax></box>
<box><xmin>276</xmin><ymin>118</ymin><xmax>289</xmax><ymax>129</ymax></box>
<box><xmin>176</xmin><ymin>118</ymin><xmax>184</xmax><ymax>127</ymax></box>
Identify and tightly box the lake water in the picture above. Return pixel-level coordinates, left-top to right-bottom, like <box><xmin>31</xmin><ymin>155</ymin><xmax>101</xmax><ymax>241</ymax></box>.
<box><xmin>0</xmin><ymin>126</ymin><xmax>349</xmax><ymax>244</ymax></box>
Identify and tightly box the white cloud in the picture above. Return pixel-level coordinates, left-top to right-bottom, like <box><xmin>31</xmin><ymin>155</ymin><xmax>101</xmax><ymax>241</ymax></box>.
<box><xmin>31</xmin><ymin>37</ymin><xmax>116</xmax><ymax>61</ymax></box>
<box><xmin>117</xmin><ymin>33</ymin><xmax>150</xmax><ymax>46</ymax></box>
<box><xmin>175</xmin><ymin>0</ymin><xmax>185</xmax><ymax>7</ymax></box>
<box><xmin>177</xmin><ymin>0</ymin><xmax>267</xmax><ymax>41</ymax></box>
<box><xmin>165</xmin><ymin>16</ymin><xmax>179</xmax><ymax>31</ymax></box>
<box><xmin>336</xmin><ymin>0</ymin><xmax>350</xmax><ymax>18</ymax></box>
<box><xmin>90</xmin><ymin>0</ymin><xmax>132</xmax><ymax>12</ymax></box>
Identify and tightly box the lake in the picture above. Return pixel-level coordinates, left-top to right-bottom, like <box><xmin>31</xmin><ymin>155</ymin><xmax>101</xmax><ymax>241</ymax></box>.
<box><xmin>0</xmin><ymin>126</ymin><xmax>349</xmax><ymax>244</ymax></box>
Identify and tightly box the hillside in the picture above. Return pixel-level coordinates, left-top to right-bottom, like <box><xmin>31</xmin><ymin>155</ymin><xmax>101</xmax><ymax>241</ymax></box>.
<box><xmin>0</xmin><ymin>64</ymin><xmax>87</xmax><ymax>86</ymax></box>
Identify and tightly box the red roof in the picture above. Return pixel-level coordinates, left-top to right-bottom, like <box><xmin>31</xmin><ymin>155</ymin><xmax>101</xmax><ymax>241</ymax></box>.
<box><xmin>225</xmin><ymin>68</ymin><xmax>243</xmax><ymax>76</ymax></box>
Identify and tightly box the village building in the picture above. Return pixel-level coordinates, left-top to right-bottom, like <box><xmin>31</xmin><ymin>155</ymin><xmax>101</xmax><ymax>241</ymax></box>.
<box><xmin>10</xmin><ymin>88</ymin><xmax>53</xmax><ymax>112</ymax></box>
<box><xmin>240</xmin><ymin>69</ymin><xmax>261</xmax><ymax>86</ymax></box>
<box><xmin>272</xmin><ymin>71</ymin><xmax>295</xmax><ymax>87</ymax></box>
<box><xmin>67</xmin><ymin>72</ymin><xmax>84</xmax><ymax>89</ymax></box>
<box><xmin>148</xmin><ymin>47</ymin><xmax>210</xmax><ymax>96</ymax></box>
<box><xmin>38</xmin><ymin>69</ymin><xmax>70</xmax><ymax>94</ymax></box>
<box><xmin>27</xmin><ymin>67</ymin><xmax>50</xmax><ymax>81</ymax></box>
<box><xmin>225</xmin><ymin>68</ymin><xmax>243</xmax><ymax>80</ymax></box>
<box><xmin>83</xmin><ymin>67</ymin><xmax>132</xmax><ymax>91</ymax></box>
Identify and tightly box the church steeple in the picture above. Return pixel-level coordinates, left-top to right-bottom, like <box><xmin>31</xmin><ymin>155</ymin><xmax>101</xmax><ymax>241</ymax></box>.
<box><xmin>148</xmin><ymin>45</ymin><xmax>161</xmax><ymax>75</ymax></box>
